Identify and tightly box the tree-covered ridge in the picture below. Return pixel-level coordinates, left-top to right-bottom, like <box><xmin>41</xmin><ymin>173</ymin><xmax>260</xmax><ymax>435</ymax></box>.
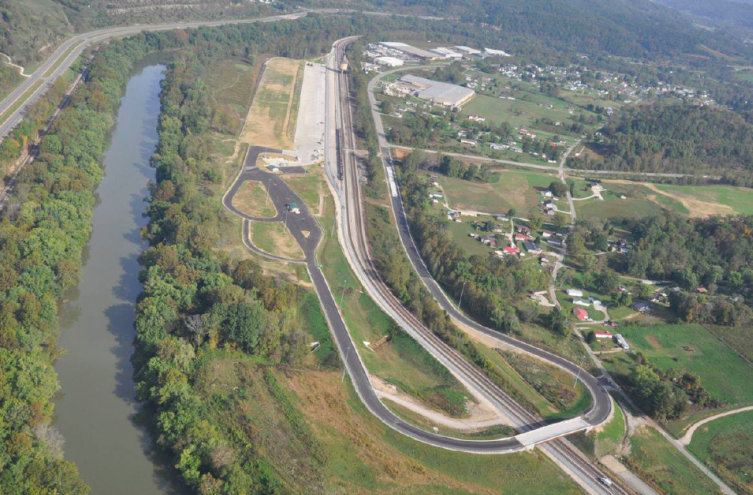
<box><xmin>136</xmin><ymin>57</ymin><xmax>318</xmax><ymax>493</ymax></box>
<box><xmin>0</xmin><ymin>33</ymin><xmax>161</xmax><ymax>495</ymax></box>
<box><xmin>570</xmin><ymin>103</ymin><xmax>753</xmax><ymax>185</ymax></box>
<box><xmin>610</xmin><ymin>215</ymin><xmax>753</xmax><ymax>326</ymax></box>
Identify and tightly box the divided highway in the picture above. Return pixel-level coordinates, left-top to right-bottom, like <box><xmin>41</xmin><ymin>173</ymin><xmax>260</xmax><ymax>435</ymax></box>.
<box><xmin>0</xmin><ymin>11</ymin><xmax>312</xmax><ymax>143</ymax></box>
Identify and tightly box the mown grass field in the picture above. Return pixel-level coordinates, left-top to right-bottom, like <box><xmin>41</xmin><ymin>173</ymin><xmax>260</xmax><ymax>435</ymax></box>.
<box><xmin>438</xmin><ymin>168</ymin><xmax>560</xmax><ymax>216</ymax></box>
<box><xmin>249</xmin><ymin>220</ymin><xmax>305</xmax><ymax>259</ymax></box>
<box><xmin>655</xmin><ymin>184</ymin><xmax>753</xmax><ymax>216</ymax></box>
<box><xmin>626</xmin><ymin>426</ymin><xmax>723</xmax><ymax>495</ymax></box>
<box><xmin>283</xmin><ymin>165</ymin><xmax>325</xmax><ymax>216</ymax></box>
<box><xmin>231</xmin><ymin>180</ymin><xmax>277</xmax><ymax>218</ymax></box>
<box><xmin>704</xmin><ymin>325</ymin><xmax>753</xmax><ymax>363</ymax></box>
<box><xmin>461</xmin><ymin>93</ymin><xmax>575</xmax><ymax>130</ymax></box>
<box><xmin>616</xmin><ymin>324</ymin><xmax>753</xmax><ymax>406</ymax></box>
<box><xmin>575</xmin><ymin>181</ymin><xmax>683</xmax><ymax>221</ymax></box>
<box><xmin>688</xmin><ymin>410</ymin><xmax>753</xmax><ymax>495</ymax></box>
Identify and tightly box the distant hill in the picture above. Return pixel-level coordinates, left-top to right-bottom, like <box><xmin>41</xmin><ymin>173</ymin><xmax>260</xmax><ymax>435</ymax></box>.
<box><xmin>654</xmin><ymin>0</ymin><xmax>753</xmax><ymax>34</ymax></box>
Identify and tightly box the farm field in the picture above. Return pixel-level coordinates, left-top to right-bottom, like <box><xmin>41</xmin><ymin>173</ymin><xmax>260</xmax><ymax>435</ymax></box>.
<box><xmin>574</xmin><ymin>180</ymin><xmax>687</xmax><ymax>221</ymax></box>
<box><xmin>654</xmin><ymin>183</ymin><xmax>753</xmax><ymax>216</ymax></box>
<box><xmin>615</xmin><ymin>324</ymin><xmax>753</xmax><ymax>406</ymax></box>
<box><xmin>438</xmin><ymin>168</ymin><xmax>561</xmax><ymax>216</ymax></box>
<box><xmin>704</xmin><ymin>325</ymin><xmax>753</xmax><ymax>363</ymax></box>
<box><xmin>626</xmin><ymin>426</ymin><xmax>723</xmax><ymax>495</ymax></box>
<box><xmin>240</xmin><ymin>57</ymin><xmax>304</xmax><ymax>149</ymax></box>
<box><xmin>688</xmin><ymin>410</ymin><xmax>753</xmax><ymax>495</ymax></box>
<box><xmin>461</xmin><ymin>93</ymin><xmax>575</xmax><ymax>130</ymax></box>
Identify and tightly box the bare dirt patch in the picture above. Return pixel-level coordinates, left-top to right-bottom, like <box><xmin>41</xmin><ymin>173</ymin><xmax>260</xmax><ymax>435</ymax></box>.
<box><xmin>608</xmin><ymin>179</ymin><xmax>734</xmax><ymax>217</ymax></box>
<box><xmin>239</xmin><ymin>57</ymin><xmax>303</xmax><ymax>150</ymax></box>
<box><xmin>645</xmin><ymin>336</ymin><xmax>663</xmax><ymax>350</ymax></box>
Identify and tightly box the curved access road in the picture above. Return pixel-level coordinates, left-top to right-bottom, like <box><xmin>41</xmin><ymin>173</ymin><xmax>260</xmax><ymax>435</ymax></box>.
<box><xmin>0</xmin><ymin>11</ymin><xmax>313</xmax><ymax>142</ymax></box>
<box><xmin>366</xmin><ymin>66</ymin><xmax>613</xmax><ymax>430</ymax></box>
<box><xmin>223</xmin><ymin>146</ymin><xmax>531</xmax><ymax>454</ymax></box>
<box><xmin>679</xmin><ymin>405</ymin><xmax>753</xmax><ymax>446</ymax></box>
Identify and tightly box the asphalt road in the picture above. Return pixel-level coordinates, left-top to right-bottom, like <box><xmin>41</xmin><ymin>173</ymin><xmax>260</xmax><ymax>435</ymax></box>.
<box><xmin>223</xmin><ymin>146</ymin><xmax>531</xmax><ymax>453</ymax></box>
<box><xmin>366</xmin><ymin>67</ymin><xmax>612</xmax><ymax>429</ymax></box>
<box><xmin>0</xmin><ymin>11</ymin><xmax>312</xmax><ymax>142</ymax></box>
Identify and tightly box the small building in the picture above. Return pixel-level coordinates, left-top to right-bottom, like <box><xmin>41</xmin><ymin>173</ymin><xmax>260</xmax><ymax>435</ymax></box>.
<box><xmin>573</xmin><ymin>299</ymin><xmax>591</xmax><ymax>307</ymax></box>
<box><xmin>541</xmin><ymin>230</ymin><xmax>553</xmax><ymax>238</ymax></box>
<box><xmin>573</xmin><ymin>307</ymin><xmax>589</xmax><ymax>321</ymax></box>
<box><xmin>523</xmin><ymin>241</ymin><xmax>540</xmax><ymax>254</ymax></box>
<box><xmin>696</xmin><ymin>287</ymin><xmax>709</xmax><ymax>294</ymax></box>
<box><xmin>515</xmin><ymin>233</ymin><xmax>532</xmax><ymax>241</ymax></box>
<box><xmin>594</xmin><ymin>331</ymin><xmax>613</xmax><ymax>339</ymax></box>
<box><xmin>566</xmin><ymin>289</ymin><xmax>584</xmax><ymax>298</ymax></box>
<box><xmin>516</xmin><ymin>225</ymin><xmax>532</xmax><ymax>234</ymax></box>
<box><xmin>503</xmin><ymin>245</ymin><xmax>520</xmax><ymax>255</ymax></box>
<box><xmin>614</xmin><ymin>334</ymin><xmax>630</xmax><ymax>350</ymax></box>
<box><xmin>632</xmin><ymin>302</ymin><xmax>651</xmax><ymax>313</ymax></box>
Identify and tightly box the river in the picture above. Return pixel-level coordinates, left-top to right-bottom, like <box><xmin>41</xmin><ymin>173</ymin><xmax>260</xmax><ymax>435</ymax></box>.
<box><xmin>54</xmin><ymin>65</ymin><xmax>180</xmax><ymax>494</ymax></box>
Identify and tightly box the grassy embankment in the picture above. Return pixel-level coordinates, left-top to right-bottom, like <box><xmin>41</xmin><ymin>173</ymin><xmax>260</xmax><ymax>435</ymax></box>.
<box><xmin>626</xmin><ymin>426</ymin><xmax>723</xmax><ymax>495</ymax></box>
<box><xmin>688</xmin><ymin>410</ymin><xmax>753</xmax><ymax>495</ymax></box>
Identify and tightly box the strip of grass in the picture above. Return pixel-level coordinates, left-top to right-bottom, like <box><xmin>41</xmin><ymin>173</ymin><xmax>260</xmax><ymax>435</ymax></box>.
<box><xmin>283</xmin><ymin>166</ymin><xmax>324</xmax><ymax>216</ymax></box>
<box><xmin>299</xmin><ymin>291</ymin><xmax>337</xmax><ymax>367</ymax></box>
<box><xmin>704</xmin><ymin>325</ymin><xmax>753</xmax><ymax>363</ymax></box>
<box><xmin>318</xmin><ymin>192</ymin><xmax>472</xmax><ymax>417</ymax></box>
<box><xmin>688</xmin><ymin>410</ymin><xmax>753</xmax><ymax>495</ymax></box>
<box><xmin>0</xmin><ymin>79</ymin><xmax>43</xmax><ymax>122</ymax></box>
<box><xmin>595</xmin><ymin>399</ymin><xmax>625</xmax><ymax>455</ymax></box>
<box><xmin>626</xmin><ymin>426</ymin><xmax>723</xmax><ymax>495</ymax></box>
<box><xmin>43</xmin><ymin>40</ymin><xmax>84</xmax><ymax>78</ymax></box>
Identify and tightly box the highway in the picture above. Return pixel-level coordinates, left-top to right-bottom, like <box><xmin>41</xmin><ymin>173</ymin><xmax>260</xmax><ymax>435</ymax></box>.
<box><xmin>0</xmin><ymin>11</ymin><xmax>313</xmax><ymax>143</ymax></box>
<box><xmin>328</xmin><ymin>39</ymin><xmax>631</xmax><ymax>494</ymax></box>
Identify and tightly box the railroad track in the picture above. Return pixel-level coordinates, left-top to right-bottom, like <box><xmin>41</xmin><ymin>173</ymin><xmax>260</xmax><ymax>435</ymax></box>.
<box><xmin>331</xmin><ymin>38</ymin><xmax>631</xmax><ymax>495</ymax></box>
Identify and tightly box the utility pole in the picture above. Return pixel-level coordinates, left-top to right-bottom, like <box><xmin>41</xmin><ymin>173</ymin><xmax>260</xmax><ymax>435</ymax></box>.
<box><xmin>458</xmin><ymin>280</ymin><xmax>467</xmax><ymax>309</ymax></box>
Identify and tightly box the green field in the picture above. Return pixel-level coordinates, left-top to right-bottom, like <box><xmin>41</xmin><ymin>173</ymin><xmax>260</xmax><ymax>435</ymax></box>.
<box><xmin>203</xmin><ymin>58</ymin><xmax>258</xmax><ymax>133</ymax></box>
<box><xmin>616</xmin><ymin>324</ymin><xmax>753</xmax><ymax>406</ymax></box>
<box><xmin>704</xmin><ymin>325</ymin><xmax>753</xmax><ymax>363</ymax></box>
<box><xmin>655</xmin><ymin>184</ymin><xmax>753</xmax><ymax>215</ymax></box>
<box><xmin>438</xmin><ymin>168</ymin><xmax>560</xmax><ymax>216</ymax></box>
<box><xmin>575</xmin><ymin>180</ymin><xmax>686</xmax><ymax>221</ymax></box>
<box><xmin>626</xmin><ymin>426</ymin><xmax>723</xmax><ymax>495</ymax></box>
<box><xmin>688</xmin><ymin>410</ymin><xmax>753</xmax><ymax>495</ymax></box>
<box><xmin>734</xmin><ymin>70</ymin><xmax>753</xmax><ymax>83</ymax></box>
<box><xmin>462</xmin><ymin>94</ymin><xmax>575</xmax><ymax>130</ymax></box>
<box><xmin>319</xmin><ymin>193</ymin><xmax>472</xmax><ymax>417</ymax></box>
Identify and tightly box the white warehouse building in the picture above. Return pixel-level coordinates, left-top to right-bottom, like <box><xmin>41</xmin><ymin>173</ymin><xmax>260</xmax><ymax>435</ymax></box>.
<box><xmin>374</xmin><ymin>56</ymin><xmax>405</xmax><ymax>67</ymax></box>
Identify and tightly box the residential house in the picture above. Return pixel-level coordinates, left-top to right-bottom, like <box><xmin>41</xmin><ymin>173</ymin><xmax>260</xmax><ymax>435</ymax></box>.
<box><xmin>573</xmin><ymin>307</ymin><xmax>589</xmax><ymax>321</ymax></box>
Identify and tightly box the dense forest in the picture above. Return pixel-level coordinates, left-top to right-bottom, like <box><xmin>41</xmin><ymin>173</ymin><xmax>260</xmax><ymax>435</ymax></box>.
<box><xmin>0</xmin><ymin>29</ymin><xmax>160</xmax><ymax>494</ymax></box>
<box><xmin>136</xmin><ymin>56</ymin><xmax>320</xmax><ymax>493</ymax></box>
<box><xmin>570</xmin><ymin>104</ymin><xmax>753</xmax><ymax>185</ymax></box>
<box><xmin>609</xmin><ymin>215</ymin><xmax>753</xmax><ymax>326</ymax></box>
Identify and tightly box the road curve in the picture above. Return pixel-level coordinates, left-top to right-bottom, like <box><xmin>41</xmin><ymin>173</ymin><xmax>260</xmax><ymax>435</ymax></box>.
<box><xmin>224</xmin><ymin>146</ymin><xmax>531</xmax><ymax>453</ymax></box>
<box><xmin>0</xmin><ymin>11</ymin><xmax>316</xmax><ymax>142</ymax></box>
<box><xmin>366</xmin><ymin>66</ymin><xmax>613</xmax><ymax>429</ymax></box>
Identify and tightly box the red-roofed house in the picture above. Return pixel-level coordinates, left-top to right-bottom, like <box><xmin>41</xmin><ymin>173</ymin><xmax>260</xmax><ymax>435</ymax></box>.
<box><xmin>573</xmin><ymin>307</ymin><xmax>588</xmax><ymax>321</ymax></box>
<box><xmin>515</xmin><ymin>233</ymin><xmax>532</xmax><ymax>241</ymax></box>
<box><xmin>503</xmin><ymin>245</ymin><xmax>520</xmax><ymax>255</ymax></box>
<box><xmin>594</xmin><ymin>331</ymin><xmax>613</xmax><ymax>339</ymax></box>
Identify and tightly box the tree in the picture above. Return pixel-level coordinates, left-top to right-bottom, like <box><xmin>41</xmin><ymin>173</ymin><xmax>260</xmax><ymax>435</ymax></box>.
<box><xmin>545</xmin><ymin>306</ymin><xmax>570</xmax><ymax>336</ymax></box>
<box><xmin>567</xmin><ymin>231</ymin><xmax>586</xmax><ymax>257</ymax></box>
<box><xmin>549</xmin><ymin>181</ymin><xmax>568</xmax><ymax>197</ymax></box>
